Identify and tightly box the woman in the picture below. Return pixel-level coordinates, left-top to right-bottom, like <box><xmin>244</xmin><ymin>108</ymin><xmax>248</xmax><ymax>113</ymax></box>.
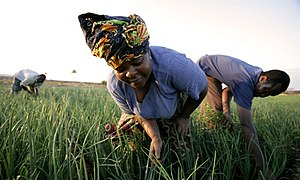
<box><xmin>78</xmin><ymin>13</ymin><xmax>207</xmax><ymax>161</ymax></box>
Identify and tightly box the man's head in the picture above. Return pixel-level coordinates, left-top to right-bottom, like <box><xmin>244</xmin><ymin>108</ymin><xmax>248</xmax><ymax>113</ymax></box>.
<box><xmin>36</xmin><ymin>74</ymin><xmax>46</xmax><ymax>84</ymax></box>
<box><xmin>78</xmin><ymin>13</ymin><xmax>150</xmax><ymax>70</ymax></box>
<box><xmin>254</xmin><ymin>70</ymin><xmax>290</xmax><ymax>97</ymax></box>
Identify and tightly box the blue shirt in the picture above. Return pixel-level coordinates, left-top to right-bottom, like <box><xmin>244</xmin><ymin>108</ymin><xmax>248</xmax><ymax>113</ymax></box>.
<box><xmin>197</xmin><ymin>55</ymin><xmax>263</xmax><ymax>110</ymax></box>
<box><xmin>107</xmin><ymin>46</ymin><xmax>207</xmax><ymax>119</ymax></box>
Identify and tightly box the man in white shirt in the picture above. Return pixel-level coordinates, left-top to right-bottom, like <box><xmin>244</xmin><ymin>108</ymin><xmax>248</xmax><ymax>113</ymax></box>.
<box><xmin>11</xmin><ymin>69</ymin><xmax>46</xmax><ymax>96</ymax></box>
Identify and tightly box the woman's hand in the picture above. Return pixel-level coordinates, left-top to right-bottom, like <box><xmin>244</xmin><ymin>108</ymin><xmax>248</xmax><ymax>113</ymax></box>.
<box><xmin>117</xmin><ymin>113</ymin><xmax>135</xmax><ymax>128</ymax></box>
<box><xmin>175</xmin><ymin>116</ymin><xmax>190</xmax><ymax>136</ymax></box>
<box><xmin>134</xmin><ymin>117</ymin><xmax>163</xmax><ymax>162</ymax></box>
<box><xmin>149</xmin><ymin>137</ymin><xmax>163</xmax><ymax>162</ymax></box>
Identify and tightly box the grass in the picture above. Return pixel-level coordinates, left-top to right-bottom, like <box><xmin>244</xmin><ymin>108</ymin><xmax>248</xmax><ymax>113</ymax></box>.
<box><xmin>0</xmin><ymin>84</ymin><xmax>299</xmax><ymax>179</ymax></box>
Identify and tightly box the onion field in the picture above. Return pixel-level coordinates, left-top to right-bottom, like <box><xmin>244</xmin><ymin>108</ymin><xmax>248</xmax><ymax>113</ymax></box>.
<box><xmin>0</xmin><ymin>84</ymin><xmax>299</xmax><ymax>179</ymax></box>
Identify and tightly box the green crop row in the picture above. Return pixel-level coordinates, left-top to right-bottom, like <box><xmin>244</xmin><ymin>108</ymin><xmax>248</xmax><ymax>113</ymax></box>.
<box><xmin>0</xmin><ymin>84</ymin><xmax>299</xmax><ymax>179</ymax></box>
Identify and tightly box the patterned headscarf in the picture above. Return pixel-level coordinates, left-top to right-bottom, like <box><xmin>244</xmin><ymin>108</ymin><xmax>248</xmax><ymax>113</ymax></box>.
<box><xmin>78</xmin><ymin>13</ymin><xmax>150</xmax><ymax>69</ymax></box>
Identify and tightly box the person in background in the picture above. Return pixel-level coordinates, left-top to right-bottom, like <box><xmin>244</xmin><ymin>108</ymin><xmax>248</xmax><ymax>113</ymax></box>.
<box><xmin>197</xmin><ymin>54</ymin><xmax>290</xmax><ymax>179</ymax></box>
<box><xmin>78</xmin><ymin>12</ymin><xmax>208</xmax><ymax>161</ymax></box>
<box><xmin>11</xmin><ymin>69</ymin><xmax>46</xmax><ymax>97</ymax></box>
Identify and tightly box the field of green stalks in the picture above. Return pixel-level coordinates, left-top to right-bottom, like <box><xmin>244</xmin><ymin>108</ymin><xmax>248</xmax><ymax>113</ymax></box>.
<box><xmin>0</xmin><ymin>84</ymin><xmax>299</xmax><ymax>180</ymax></box>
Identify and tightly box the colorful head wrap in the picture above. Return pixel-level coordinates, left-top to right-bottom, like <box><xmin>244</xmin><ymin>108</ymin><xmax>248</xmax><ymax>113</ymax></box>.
<box><xmin>78</xmin><ymin>13</ymin><xmax>150</xmax><ymax>69</ymax></box>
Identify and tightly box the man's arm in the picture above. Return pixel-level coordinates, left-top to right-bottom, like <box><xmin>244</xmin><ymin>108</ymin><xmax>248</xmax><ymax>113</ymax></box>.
<box><xmin>237</xmin><ymin>105</ymin><xmax>276</xmax><ymax>179</ymax></box>
<box><xmin>221</xmin><ymin>87</ymin><xmax>233</xmax><ymax>129</ymax></box>
<box><xmin>20</xmin><ymin>75</ymin><xmax>39</xmax><ymax>95</ymax></box>
<box><xmin>20</xmin><ymin>76</ymin><xmax>37</xmax><ymax>87</ymax></box>
<box><xmin>21</xmin><ymin>84</ymin><xmax>34</xmax><ymax>94</ymax></box>
<box><xmin>222</xmin><ymin>87</ymin><xmax>232</xmax><ymax>113</ymax></box>
<box><xmin>237</xmin><ymin>106</ymin><xmax>263</xmax><ymax>167</ymax></box>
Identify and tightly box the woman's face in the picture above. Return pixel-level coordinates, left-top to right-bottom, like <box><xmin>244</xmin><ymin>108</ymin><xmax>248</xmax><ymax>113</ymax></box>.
<box><xmin>113</xmin><ymin>52</ymin><xmax>152</xmax><ymax>89</ymax></box>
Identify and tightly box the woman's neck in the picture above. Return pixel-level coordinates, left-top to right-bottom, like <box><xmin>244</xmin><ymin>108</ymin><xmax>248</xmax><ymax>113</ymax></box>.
<box><xmin>134</xmin><ymin>74</ymin><xmax>152</xmax><ymax>103</ymax></box>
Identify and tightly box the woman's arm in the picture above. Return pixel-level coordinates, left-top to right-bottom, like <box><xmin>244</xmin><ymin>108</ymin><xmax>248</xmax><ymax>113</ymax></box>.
<box><xmin>136</xmin><ymin>117</ymin><xmax>162</xmax><ymax>161</ymax></box>
<box><xmin>177</xmin><ymin>86</ymin><xmax>207</xmax><ymax>136</ymax></box>
<box><xmin>117</xmin><ymin>112</ymin><xmax>162</xmax><ymax>160</ymax></box>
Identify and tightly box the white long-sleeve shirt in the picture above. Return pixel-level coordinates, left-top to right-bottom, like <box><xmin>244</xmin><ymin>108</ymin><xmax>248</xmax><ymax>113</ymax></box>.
<box><xmin>14</xmin><ymin>69</ymin><xmax>41</xmax><ymax>87</ymax></box>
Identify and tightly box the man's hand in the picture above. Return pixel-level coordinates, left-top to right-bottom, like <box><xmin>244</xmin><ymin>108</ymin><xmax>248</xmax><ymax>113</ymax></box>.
<box><xmin>220</xmin><ymin>111</ymin><xmax>234</xmax><ymax>130</ymax></box>
<box><xmin>33</xmin><ymin>88</ymin><xmax>38</xmax><ymax>96</ymax></box>
<box><xmin>175</xmin><ymin>116</ymin><xmax>190</xmax><ymax>136</ymax></box>
<box><xmin>265</xmin><ymin>168</ymin><xmax>276</xmax><ymax>180</ymax></box>
<box><xmin>21</xmin><ymin>85</ymin><xmax>29</xmax><ymax>91</ymax></box>
<box><xmin>21</xmin><ymin>85</ymin><xmax>33</xmax><ymax>93</ymax></box>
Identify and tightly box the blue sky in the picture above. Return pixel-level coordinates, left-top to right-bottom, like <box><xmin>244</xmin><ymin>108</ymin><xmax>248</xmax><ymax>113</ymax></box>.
<box><xmin>0</xmin><ymin>0</ymin><xmax>300</xmax><ymax>89</ymax></box>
